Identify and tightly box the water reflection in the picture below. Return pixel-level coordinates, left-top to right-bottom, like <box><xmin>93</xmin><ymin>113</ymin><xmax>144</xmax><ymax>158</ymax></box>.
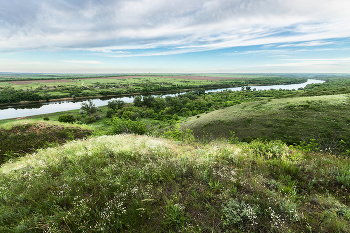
<box><xmin>0</xmin><ymin>79</ymin><xmax>325</xmax><ymax>120</ymax></box>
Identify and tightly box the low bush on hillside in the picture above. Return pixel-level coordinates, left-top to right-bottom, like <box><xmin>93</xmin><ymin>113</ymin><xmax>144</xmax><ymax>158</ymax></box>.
<box><xmin>107</xmin><ymin>117</ymin><xmax>147</xmax><ymax>135</ymax></box>
<box><xmin>58</xmin><ymin>114</ymin><xmax>76</xmax><ymax>123</ymax></box>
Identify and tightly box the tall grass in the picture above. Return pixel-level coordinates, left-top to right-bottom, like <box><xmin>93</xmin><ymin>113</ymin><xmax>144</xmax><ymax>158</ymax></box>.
<box><xmin>1</xmin><ymin>134</ymin><xmax>350</xmax><ymax>232</ymax></box>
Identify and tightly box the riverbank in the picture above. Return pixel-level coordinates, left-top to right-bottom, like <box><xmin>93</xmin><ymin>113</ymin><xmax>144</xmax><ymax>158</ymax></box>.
<box><xmin>1</xmin><ymin>79</ymin><xmax>325</xmax><ymax>121</ymax></box>
<box><xmin>0</xmin><ymin>88</ymin><xmax>205</xmax><ymax>108</ymax></box>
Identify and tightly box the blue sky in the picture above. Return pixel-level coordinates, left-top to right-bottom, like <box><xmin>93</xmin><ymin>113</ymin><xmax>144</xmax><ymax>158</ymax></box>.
<box><xmin>1</xmin><ymin>0</ymin><xmax>350</xmax><ymax>73</ymax></box>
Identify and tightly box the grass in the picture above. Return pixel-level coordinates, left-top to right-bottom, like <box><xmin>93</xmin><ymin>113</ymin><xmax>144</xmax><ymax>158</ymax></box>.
<box><xmin>181</xmin><ymin>94</ymin><xmax>350</xmax><ymax>154</ymax></box>
<box><xmin>1</xmin><ymin>133</ymin><xmax>350</xmax><ymax>232</ymax></box>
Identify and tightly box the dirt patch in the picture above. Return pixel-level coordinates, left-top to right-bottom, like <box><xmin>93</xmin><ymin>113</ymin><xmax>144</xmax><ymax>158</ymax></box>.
<box><xmin>82</xmin><ymin>75</ymin><xmax>245</xmax><ymax>81</ymax></box>
<box><xmin>9</xmin><ymin>80</ymin><xmax>73</xmax><ymax>85</ymax></box>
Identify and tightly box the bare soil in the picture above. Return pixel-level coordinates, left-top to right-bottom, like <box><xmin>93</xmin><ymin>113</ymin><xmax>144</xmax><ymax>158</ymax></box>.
<box><xmin>9</xmin><ymin>80</ymin><xmax>73</xmax><ymax>85</ymax></box>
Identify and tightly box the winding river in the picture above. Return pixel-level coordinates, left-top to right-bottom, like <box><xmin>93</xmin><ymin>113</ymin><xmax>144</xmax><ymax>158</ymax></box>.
<box><xmin>0</xmin><ymin>79</ymin><xmax>325</xmax><ymax>120</ymax></box>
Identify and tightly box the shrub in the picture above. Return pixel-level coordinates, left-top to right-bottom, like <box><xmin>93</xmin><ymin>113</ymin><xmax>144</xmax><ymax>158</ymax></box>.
<box><xmin>84</xmin><ymin>115</ymin><xmax>96</xmax><ymax>124</ymax></box>
<box><xmin>122</xmin><ymin>110</ymin><xmax>137</xmax><ymax>120</ymax></box>
<box><xmin>106</xmin><ymin>109</ymin><xmax>114</xmax><ymax>118</ymax></box>
<box><xmin>247</xmin><ymin>140</ymin><xmax>290</xmax><ymax>160</ymax></box>
<box><xmin>221</xmin><ymin>199</ymin><xmax>259</xmax><ymax>231</ymax></box>
<box><xmin>229</xmin><ymin>131</ymin><xmax>240</xmax><ymax>144</ymax></box>
<box><xmin>107</xmin><ymin>117</ymin><xmax>147</xmax><ymax>135</ymax></box>
<box><xmin>335</xmin><ymin>165</ymin><xmax>350</xmax><ymax>188</ymax></box>
<box><xmin>43</xmin><ymin>117</ymin><xmax>49</xmax><ymax>121</ymax></box>
<box><xmin>164</xmin><ymin>203</ymin><xmax>188</xmax><ymax>230</ymax></box>
<box><xmin>162</xmin><ymin>124</ymin><xmax>195</xmax><ymax>143</ymax></box>
<box><xmin>108</xmin><ymin>100</ymin><xmax>124</xmax><ymax>110</ymax></box>
<box><xmin>58</xmin><ymin>114</ymin><xmax>75</xmax><ymax>123</ymax></box>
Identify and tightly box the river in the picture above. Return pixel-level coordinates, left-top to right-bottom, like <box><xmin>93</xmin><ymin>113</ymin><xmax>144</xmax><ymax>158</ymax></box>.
<box><xmin>0</xmin><ymin>79</ymin><xmax>325</xmax><ymax>120</ymax></box>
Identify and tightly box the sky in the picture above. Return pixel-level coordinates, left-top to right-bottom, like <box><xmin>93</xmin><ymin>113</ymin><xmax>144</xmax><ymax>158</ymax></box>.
<box><xmin>1</xmin><ymin>0</ymin><xmax>350</xmax><ymax>73</ymax></box>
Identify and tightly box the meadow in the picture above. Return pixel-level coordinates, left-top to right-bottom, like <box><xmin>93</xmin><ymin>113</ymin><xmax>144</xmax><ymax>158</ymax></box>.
<box><xmin>181</xmin><ymin>94</ymin><xmax>350</xmax><ymax>154</ymax></box>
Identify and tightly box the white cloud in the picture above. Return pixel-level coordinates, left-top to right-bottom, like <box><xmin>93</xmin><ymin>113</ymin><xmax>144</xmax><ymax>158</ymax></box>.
<box><xmin>262</xmin><ymin>58</ymin><xmax>350</xmax><ymax>70</ymax></box>
<box><xmin>62</xmin><ymin>60</ymin><xmax>102</xmax><ymax>64</ymax></box>
<box><xmin>0</xmin><ymin>0</ymin><xmax>350</xmax><ymax>55</ymax></box>
<box><xmin>278</xmin><ymin>41</ymin><xmax>334</xmax><ymax>47</ymax></box>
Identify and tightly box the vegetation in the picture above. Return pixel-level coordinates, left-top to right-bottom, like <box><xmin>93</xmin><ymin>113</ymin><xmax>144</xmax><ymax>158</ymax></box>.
<box><xmin>0</xmin><ymin>121</ymin><xmax>93</xmax><ymax>165</ymax></box>
<box><xmin>1</xmin><ymin>74</ymin><xmax>350</xmax><ymax>232</ymax></box>
<box><xmin>181</xmin><ymin>94</ymin><xmax>350</xmax><ymax>155</ymax></box>
<box><xmin>1</xmin><ymin>134</ymin><xmax>350</xmax><ymax>232</ymax></box>
<box><xmin>0</xmin><ymin>74</ymin><xmax>308</xmax><ymax>104</ymax></box>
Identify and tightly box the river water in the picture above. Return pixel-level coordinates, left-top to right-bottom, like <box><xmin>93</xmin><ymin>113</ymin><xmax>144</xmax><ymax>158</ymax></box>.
<box><xmin>0</xmin><ymin>79</ymin><xmax>325</xmax><ymax>120</ymax></box>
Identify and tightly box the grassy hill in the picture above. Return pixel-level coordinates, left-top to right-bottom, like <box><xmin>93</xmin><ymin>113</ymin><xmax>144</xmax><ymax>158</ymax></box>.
<box><xmin>0</xmin><ymin>120</ymin><xmax>94</xmax><ymax>165</ymax></box>
<box><xmin>181</xmin><ymin>94</ymin><xmax>350</xmax><ymax>154</ymax></box>
<box><xmin>1</xmin><ymin>133</ymin><xmax>350</xmax><ymax>232</ymax></box>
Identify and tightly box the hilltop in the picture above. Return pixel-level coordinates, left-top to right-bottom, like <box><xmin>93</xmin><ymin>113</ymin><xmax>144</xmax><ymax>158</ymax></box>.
<box><xmin>1</xmin><ymin>133</ymin><xmax>350</xmax><ymax>232</ymax></box>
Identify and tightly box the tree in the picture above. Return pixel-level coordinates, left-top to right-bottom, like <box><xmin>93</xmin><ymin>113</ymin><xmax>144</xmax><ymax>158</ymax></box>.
<box><xmin>80</xmin><ymin>99</ymin><xmax>98</xmax><ymax>115</ymax></box>
<box><xmin>108</xmin><ymin>99</ymin><xmax>125</xmax><ymax>110</ymax></box>
<box><xmin>133</xmin><ymin>96</ymin><xmax>143</xmax><ymax>107</ymax></box>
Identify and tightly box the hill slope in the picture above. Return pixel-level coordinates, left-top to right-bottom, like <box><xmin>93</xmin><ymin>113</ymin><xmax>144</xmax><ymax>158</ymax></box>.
<box><xmin>181</xmin><ymin>94</ymin><xmax>350</xmax><ymax>154</ymax></box>
<box><xmin>1</xmin><ymin>134</ymin><xmax>350</xmax><ymax>232</ymax></box>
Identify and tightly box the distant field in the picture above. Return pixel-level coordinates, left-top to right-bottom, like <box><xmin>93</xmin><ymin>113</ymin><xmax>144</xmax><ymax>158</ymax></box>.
<box><xmin>9</xmin><ymin>79</ymin><xmax>74</xmax><ymax>85</ymax></box>
<box><xmin>81</xmin><ymin>75</ymin><xmax>245</xmax><ymax>81</ymax></box>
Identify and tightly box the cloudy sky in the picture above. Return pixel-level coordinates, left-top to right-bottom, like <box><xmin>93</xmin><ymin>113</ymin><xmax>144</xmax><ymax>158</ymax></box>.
<box><xmin>1</xmin><ymin>0</ymin><xmax>350</xmax><ymax>73</ymax></box>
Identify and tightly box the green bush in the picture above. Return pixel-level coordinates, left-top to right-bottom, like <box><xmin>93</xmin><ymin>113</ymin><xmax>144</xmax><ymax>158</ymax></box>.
<box><xmin>162</xmin><ymin>124</ymin><xmax>194</xmax><ymax>143</ymax></box>
<box><xmin>84</xmin><ymin>115</ymin><xmax>97</xmax><ymax>124</ymax></box>
<box><xmin>108</xmin><ymin>100</ymin><xmax>124</xmax><ymax>110</ymax></box>
<box><xmin>106</xmin><ymin>109</ymin><xmax>114</xmax><ymax>118</ymax></box>
<box><xmin>247</xmin><ymin>140</ymin><xmax>290</xmax><ymax>160</ymax></box>
<box><xmin>335</xmin><ymin>165</ymin><xmax>350</xmax><ymax>188</ymax></box>
<box><xmin>164</xmin><ymin>203</ymin><xmax>188</xmax><ymax>230</ymax></box>
<box><xmin>107</xmin><ymin>117</ymin><xmax>147</xmax><ymax>135</ymax></box>
<box><xmin>222</xmin><ymin>199</ymin><xmax>259</xmax><ymax>231</ymax></box>
<box><xmin>58</xmin><ymin>114</ymin><xmax>75</xmax><ymax>123</ymax></box>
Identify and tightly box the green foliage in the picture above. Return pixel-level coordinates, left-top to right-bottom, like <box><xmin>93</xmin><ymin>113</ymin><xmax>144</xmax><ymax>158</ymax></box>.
<box><xmin>162</xmin><ymin>124</ymin><xmax>195</xmax><ymax>143</ymax></box>
<box><xmin>247</xmin><ymin>139</ymin><xmax>290</xmax><ymax>160</ymax></box>
<box><xmin>80</xmin><ymin>99</ymin><xmax>98</xmax><ymax>115</ymax></box>
<box><xmin>222</xmin><ymin>199</ymin><xmax>259</xmax><ymax>231</ymax></box>
<box><xmin>295</xmin><ymin>139</ymin><xmax>319</xmax><ymax>153</ymax></box>
<box><xmin>58</xmin><ymin>113</ymin><xmax>76</xmax><ymax>123</ymax></box>
<box><xmin>43</xmin><ymin>117</ymin><xmax>49</xmax><ymax>121</ymax></box>
<box><xmin>133</xmin><ymin>96</ymin><xmax>143</xmax><ymax>107</ymax></box>
<box><xmin>107</xmin><ymin>117</ymin><xmax>147</xmax><ymax>135</ymax></box>
<box><xmin>106</xmin><ymin>109</ymin><xmax>114</xmax><ymax>118</ymax></box>
<box><xmin>335</xmin><ymin>165</ymin><xmax>350</xmax><ymax>188</ymax></box>
<box><xmin>229</xmin><ymin>131</ymin><xmax>240</xmax><ymax>144</ymax></box>
<box><xmin>164</xmin><ymin>203</ymin><xmax>188</xmax><ymax>230</ymax></box>
<box><xmin>107</xmin><ymin>99</ymin><xmax>124</xmax><ymax>110</ymax></box>
<box><xmin>84</xmin><ymin>115</ymin><xmax>97</xmax><ymax>124</ymax></box>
